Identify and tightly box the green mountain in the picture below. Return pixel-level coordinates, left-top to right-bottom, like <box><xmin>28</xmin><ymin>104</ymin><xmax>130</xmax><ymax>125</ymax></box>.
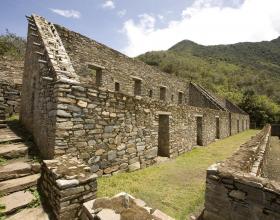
<box><xmin>138</xmin><ymin>37</ymin><xmax>280</xmax><ymax>125</ymax></box>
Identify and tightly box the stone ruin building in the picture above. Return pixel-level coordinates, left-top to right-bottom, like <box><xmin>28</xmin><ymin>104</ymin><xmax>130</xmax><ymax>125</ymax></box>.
<box><xmin>20</xmin><ymin>15</ymin><xmax>249</xmax><ymax>175</ymax></box>
<box><xmin>0</xmin><ymin>14</ymin><xmax>260</xmax><ymax>220</ymax></box>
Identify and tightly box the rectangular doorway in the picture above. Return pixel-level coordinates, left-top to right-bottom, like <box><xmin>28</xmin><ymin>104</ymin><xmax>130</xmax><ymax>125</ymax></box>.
<box><xmin>196</xmin><ymin>116</ymin><xmax>203</xmax><ymax>146</ymax></box>
<box><xmin>158</xmin><ymin>115</ymin><xmax>170</xmax><ymax>157</ymax></box>
<box><xmin>237</xmin><ymin>120</ymin><xmax>240</xmax><ymax>133</ymax></box>
<box><xmin>216</xmin><ymin>117</ymin><xmax>220</xmax><ymax>139</ymax></box>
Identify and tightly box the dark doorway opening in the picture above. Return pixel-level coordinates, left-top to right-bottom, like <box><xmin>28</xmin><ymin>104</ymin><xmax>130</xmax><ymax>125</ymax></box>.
<box><xmin>178</xmin><ymin>92</ymin><xmax>183</xmax><ymax>104</ymax></box>
<box><xmin>160</xmin><ymin>87</ymin><xmax>167</xmax><ymax>101</ymax></box>
<box><xmin>115</xmin><ymin>82</ymin><xmax>120</xmax><ymax>92</ymax></box>
<box><xmin>134</xmin><ymin>79</ymin><xmax>142</xmax><ymax>96</ymax></box>
<box><xmin>96</xmin><ymin>69</ymin><xmax>102</xmax><ymax>87</ymax></box>
<box><xmin>196</xmin><ymin>116</ymin><xmax>203</xmax><ymax>146</ymax></box>
<box><xmin>229</xmin><ymin>113</ymin><xmax>232</xmax><ymax>136</ymax></box>
<box><xmin>237</xmin><ymin>120</ymin><xmax>240</xmax><ymax>133</ymax></box>
<box><xmin>158</xmin><ymin>114</ymin><xmax>170</xmax><ymax>157</ymax></box>
<box><xmin>216</xmin><ymin>117</ymin><xmax>220</xmax><ymax>139</ymax></box>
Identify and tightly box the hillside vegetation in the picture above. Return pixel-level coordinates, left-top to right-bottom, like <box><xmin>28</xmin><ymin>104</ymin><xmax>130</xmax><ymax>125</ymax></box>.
<box><xmin>0</xmin><ymin>30</ymin><xmax>25</xmax><ymax>59</ymax></box>
<box><xmin>138</xmin><ymin>38</ymin><xmax>280</xmax><ymax>126</ymax></box>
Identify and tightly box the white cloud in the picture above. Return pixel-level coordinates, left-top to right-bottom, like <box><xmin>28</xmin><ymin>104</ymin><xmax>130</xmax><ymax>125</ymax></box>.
<box><xmin>122</xmin><ymin>0</ymin><xmax>280</xmax><ymax>57</ymax></box>
<box><xmin>118</xmin><ymin>9</ymin><xmax>127</xmax><ymax>17</ymax></box>
<box><xmin>157</xmin><ymin>14</ymin><xmax>164</xmax><ymax>21</ymax></box>
<box><xmin>102</xmin><ymin>0</ymin><xmax>115</xmax><ymax>9</ymax></box>
<box><xmin>50</xmin><ymin>9</ymin><xmax>81</xmax><ymax>19</ymax></box>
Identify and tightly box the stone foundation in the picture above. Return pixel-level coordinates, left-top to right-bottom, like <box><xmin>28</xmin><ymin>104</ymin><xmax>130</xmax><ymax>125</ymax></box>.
<box><xmin>39</xmin><ymin>155</ymin><xmax>97</xmax><ymax>220</ymax></box>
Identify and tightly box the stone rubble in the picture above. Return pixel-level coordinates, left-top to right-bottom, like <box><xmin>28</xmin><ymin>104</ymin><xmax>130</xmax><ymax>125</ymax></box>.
<box><xmin>81</xmin><ymin>192</ymin><xmax>175</xmax><ymax>220</ymax></box>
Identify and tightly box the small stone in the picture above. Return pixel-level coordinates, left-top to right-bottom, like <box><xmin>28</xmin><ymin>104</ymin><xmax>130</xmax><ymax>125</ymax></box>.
<box><xmin>96</xmin><ymin>209</ymin><xmax>120</xmax><ymax>220</ymax></box>
<box><xmin>229</xmin><ymin>190</ymin><xmax>246</xmax><ymax>200</ymax></box>
<box><xmin>77</xmin><ymin>100</ymin><xmax>87</xmax><ymax>108</ymax></box>
<box><xmin>56</xmin><ymin>179</ymin><xmax>79</xmax><ymax>189</ymax></box>
<box><xmin>134</xmin><ymin>199</ymin><xmax>146</xmax><ymax>207</ymax></box>
<box><xmin>117</xmin><ymin>143</ymin><xmax>126</xmax><ymax>151</ymax></box>
<box><xmin>145</xmin><ymin>147</ymin><xmax>158</xmax><ymax>159</ymax></box>
<box><xmin>57</xmin><ymin>110</ymin><xmax>71</xmax><ymax>118</ymax></box>
<box><xmin>108</xmin><ymin>150</ymin><xmax>117</xmax><ymax>161</ymax></box>
<box><xmin>152</xmin><ymin>209</ymin><xmax>175</xmax><ymax>220</ymax></box>
<box><xmin>95</xmin><ymin>149</ymin><xmax>106</xmax><ymax>156</ymax></box>
<box><xmin>128</xmin><ymin>162</ymin><xmax>140</xmax><ymax>172</ymax></box>
<box><xmin>104</xmin><ymin>126</ymin><xmax>114</xmax><ymax>133</ymax></box>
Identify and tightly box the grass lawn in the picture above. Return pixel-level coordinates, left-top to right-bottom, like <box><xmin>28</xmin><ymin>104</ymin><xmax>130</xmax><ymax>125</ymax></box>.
<box><xmin>98</xmin><ymin>129</ymin><xmax>259</xmax><ymax>220</ymax></box>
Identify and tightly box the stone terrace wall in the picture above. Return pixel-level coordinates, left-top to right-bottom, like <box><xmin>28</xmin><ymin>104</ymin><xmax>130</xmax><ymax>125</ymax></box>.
<box><xmin>52</xmin><ymin>81</ymin><xmax>230</xmax><ymax>175</ymax></box>
<box><xmin>0</xmin><ymin>58</ymin><xmax>23</xmax><ymax>119</ymax></box>
<box><xmin>55</xmin><ymin>25</ymin><xmax>190</xmax><ymax>105</ymax></box>
<box><xmin>40</xmin><ymin>155</ymin><xmax>97</xmax><ymax>219</ymax></box>
<box><xmin>203</xmin><ymin>125</ymin><xmax>280</xmax><ymax>220</ymax></box>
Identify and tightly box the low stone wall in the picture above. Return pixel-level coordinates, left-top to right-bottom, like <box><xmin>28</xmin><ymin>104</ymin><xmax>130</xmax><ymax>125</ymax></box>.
<box><xmin>39</xmin><ymin>155</ymin><xmax>97</xmax><ymax>220</ymax></box>
<box><xmin>0</xmin><ymin>80</ymin><xmax>21</xmax><ymax>119</ymax></box>
<box><xmin>203</xmin><ymin>125</ymin><xmax>280</xmax><ymax>220</ymax></box>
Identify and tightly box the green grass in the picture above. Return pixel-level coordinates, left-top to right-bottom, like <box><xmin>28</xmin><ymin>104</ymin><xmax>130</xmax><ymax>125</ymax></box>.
<box><xmin>98</xmin><ymin>129</ymin><xmax>259</xmax><ymax>220</ymax></box>
<box><xmin>0</xmin><ymin>157</ymin><xmax>7</xmax><ymax>166</ymax></box>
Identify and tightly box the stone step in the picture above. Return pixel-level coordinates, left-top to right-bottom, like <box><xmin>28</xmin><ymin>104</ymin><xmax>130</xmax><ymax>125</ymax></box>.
<box><xmin>0</xmin><ymin>136</ymin><xmax>22</xmax><ymax>144</ymax></box>
<box><xmin>0</xmin><ymin>123</ymin><xmax>7</xmax><ymax>129</ymax></box>
<box><xmin>0</xmin><ymin>161</ymin><xmax>33</xmax><ymax>181</ymax></box>
<box><xmin>0</xmin><ymin>173</ymin><xmax>40</xmax><ymax>195</ymax></box>
<box><xmin>0</xmin><ymin>128</ymin><xmax>23</xmax><ymax>144</ymax></box>
<box><xmin>0</xmin><ymin>190</ymin><xmax>35</xmax><ymax>215</ymax></box>
<box><xmin>0</xmin><ymin>143</ymin><xmax>28</xmax><ymax>159</ymax></box>
<box><xmin>6</xmin><ymin>206</ymin><xmax>49</xmax><ymax>220</ymax></box>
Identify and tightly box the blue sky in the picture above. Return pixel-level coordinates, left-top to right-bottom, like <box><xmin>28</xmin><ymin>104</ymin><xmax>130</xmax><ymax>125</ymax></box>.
<box><xmin>1</xmin><ymin>0</ymin><xmax>280</xmax><ymax>57</ymax></box>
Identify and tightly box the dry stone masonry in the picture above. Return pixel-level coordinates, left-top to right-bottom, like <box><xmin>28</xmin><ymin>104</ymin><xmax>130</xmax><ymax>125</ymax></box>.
<box><xmin>0</xmin><ymin>58</ymin><xmax>23</xmax><ymax>119</ymax></box>
<box><xmin>203</xmin><ymin>125</ymin><xmax>280</xmax><ymax>220</ymax></box>
<box><xmin>20</xmin><ymin>14</ymin><xmax>249</xmax><ymax>177</ymax></box>
<box><xmin>39</xmin><ymin>155</ymin><xmax>97</xmax><ymax>220</ymax></box>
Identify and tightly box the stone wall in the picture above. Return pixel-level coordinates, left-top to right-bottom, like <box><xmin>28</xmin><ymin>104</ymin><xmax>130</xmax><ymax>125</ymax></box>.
<box><xmin>230</xmin><ymin>113</ymin><xmax>250</xmax><ymax>135</ymax></box>
<box><xmin>20</xmin><ymin>15</ymin><xmax>249</xmax><ymax>175</ymax></box>
<box><xmin>0</xmin><ymin>80</ymin><xmax>21</xmax><ymax>119</ymax></box>
<box><xmin>0</xmin><ymin>57</ymin><xmax>23</xmax><ymax>119</ymax></box>
<box><xmin>20</xmin><ymin>19</ymin><xmax>57</xmax><ymax>159</ymax></box>
<box><xmin>203</xmin><ymin>125</ymin><xmax>280</xmax><ymax>220</ymax></box>
<box><xmin>39</xmin><ymin>155</ymin><xmax>97</xmax><ymax>219</ymax></box>
<box><xmin>55</xmin><ymin>25</ymin><xmax>190</xmax><ymax>105</ymax></box>
<box><xmin>52</xmin><ymin>80</ymin><xmax>232</xmax><ymax>175</ymax></box>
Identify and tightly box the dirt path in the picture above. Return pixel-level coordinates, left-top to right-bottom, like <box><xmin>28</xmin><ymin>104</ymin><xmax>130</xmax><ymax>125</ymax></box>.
<box><xmin>266</xmin><ymin>136</ymin><xmax>280</xmax><ymax>181</ymax></box>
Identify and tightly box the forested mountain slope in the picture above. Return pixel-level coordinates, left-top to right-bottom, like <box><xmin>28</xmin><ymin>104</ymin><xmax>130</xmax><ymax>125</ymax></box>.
<box><xmin>138</xmin><ymin>37</ymin><xmax>280</xmax><ymax>125</ymax></box>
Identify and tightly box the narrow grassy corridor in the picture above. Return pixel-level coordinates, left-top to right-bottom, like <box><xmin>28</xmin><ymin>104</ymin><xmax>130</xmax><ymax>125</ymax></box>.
<box><xmin>98</xmin><ymin>130</ymin><xmax>259</xmax><ymax>220</ymax></box>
